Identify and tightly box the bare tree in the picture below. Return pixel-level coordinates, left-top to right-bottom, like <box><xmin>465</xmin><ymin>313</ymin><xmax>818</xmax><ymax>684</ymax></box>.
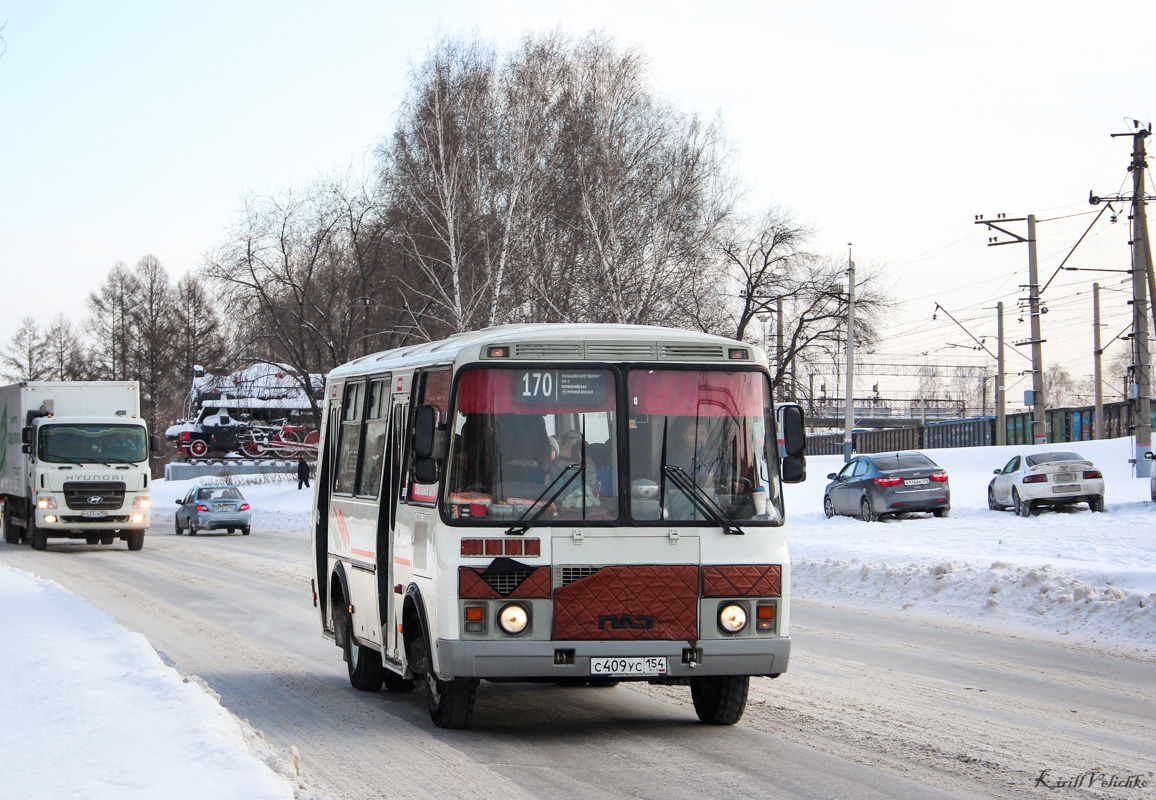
<box><xmin>42</xmin><ymin>314</ymin><xmax>86</xmax><ymax>380</ymax></box>
<box><xmin>87</xmin><ymin>262</ymin><xmax>140</xmax><ymax>380</ymax></box>
<box><xmin>173</xmin><ymin>273</ymin><xmax>227</xmax><ymax>402</ymax></box>
<box><xmin>1</xmin><ymin>316</ymin><xmax>48</xmax><ymax>381</ymax></box>
<box><xmin>130</xmin><ymin>255</ymin><xmax>178</xmax><ymax>427</ymax></box>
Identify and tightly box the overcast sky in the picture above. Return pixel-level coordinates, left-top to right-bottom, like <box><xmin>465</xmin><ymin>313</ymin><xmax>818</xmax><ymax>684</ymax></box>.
<box><xmin>1</xmin><ymin>1</ymin><xmax>1152</xmax><ymax>405</ymax></box>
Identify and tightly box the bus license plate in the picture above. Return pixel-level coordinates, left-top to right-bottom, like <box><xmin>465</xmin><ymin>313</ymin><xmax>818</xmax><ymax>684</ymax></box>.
<box><xmin>590</xmin><ymin>657</ymin><xmax>667</xmax><ymax>676</ymax></box>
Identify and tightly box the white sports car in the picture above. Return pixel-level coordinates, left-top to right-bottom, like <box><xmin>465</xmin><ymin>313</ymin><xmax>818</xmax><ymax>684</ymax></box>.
<box><xmin>988</xmin><ymin>450</ymin><xmax>1105</xmax><ymax>517</ymax></box>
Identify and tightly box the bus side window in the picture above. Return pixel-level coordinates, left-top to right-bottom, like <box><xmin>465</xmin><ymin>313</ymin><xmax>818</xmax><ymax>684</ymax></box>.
<box><xmin>334</xmin><ymin>382</ymin><xmax>365</xmax><ymax>494</ymax></box>
<box><xmin>356</xmin><ymin>377</ymin><xmax>390</xmax><ymax>498</ymax></box>
<box><xmin>408</xmin><ymin>367</ymin><xmax>451</xmax><ymax>504</ymax></box>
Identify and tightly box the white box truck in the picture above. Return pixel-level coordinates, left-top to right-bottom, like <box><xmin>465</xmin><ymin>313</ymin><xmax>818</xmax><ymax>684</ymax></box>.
<box><xmin>0</xmin><ymin>381</ymin><xmax>159</xmax><ymax>551</ymax></box>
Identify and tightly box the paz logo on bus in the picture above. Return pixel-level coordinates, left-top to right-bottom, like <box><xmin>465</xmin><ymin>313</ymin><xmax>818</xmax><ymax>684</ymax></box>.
<box><xmin>598</xmin><ymin>614</ymin><xmax>655</xmax><ymax>630</ymax></box>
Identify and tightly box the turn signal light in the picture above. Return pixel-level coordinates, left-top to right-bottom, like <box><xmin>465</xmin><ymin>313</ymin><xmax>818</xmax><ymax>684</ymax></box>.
<box><xmin>1023</xmin><ymin>474</ymin><xmax>1047</xmax><ymax>484</ymax></box>
<box><xmin>464</xmin><ymin>604</ymin><xmax>485</xmax><ymax>633</ymax></box>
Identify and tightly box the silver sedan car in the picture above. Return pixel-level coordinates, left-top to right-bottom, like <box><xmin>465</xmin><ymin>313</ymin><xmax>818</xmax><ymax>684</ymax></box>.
<box><xmin>174</xmin><ymin>485</ymin><xmax>251</xmax><ymax>535</ymax></box>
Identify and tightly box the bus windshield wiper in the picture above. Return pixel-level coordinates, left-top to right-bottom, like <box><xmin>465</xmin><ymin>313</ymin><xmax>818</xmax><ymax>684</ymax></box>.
<box><xmin>663</xmin><ymin>465</ymin><xmax>745</xmax><ymax>535</ymax></box>
<box><xmin>504</xmin><ymin>464</ymin><xmax>582</xmax><ymax>536</ymax></box>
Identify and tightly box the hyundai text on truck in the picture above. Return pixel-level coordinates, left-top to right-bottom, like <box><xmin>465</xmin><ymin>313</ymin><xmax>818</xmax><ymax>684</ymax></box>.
<box><xmin>1</xmin><ymin>381</ymin><xmax>160</xmax><ymax>551</ymax></box>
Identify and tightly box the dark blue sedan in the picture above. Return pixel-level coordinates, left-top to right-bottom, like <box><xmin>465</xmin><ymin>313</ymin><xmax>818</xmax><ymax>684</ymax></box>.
<box><xmin>823</xmin><ymin>451</ymin><xmax>950</xmax><ymax>522</ymax></box>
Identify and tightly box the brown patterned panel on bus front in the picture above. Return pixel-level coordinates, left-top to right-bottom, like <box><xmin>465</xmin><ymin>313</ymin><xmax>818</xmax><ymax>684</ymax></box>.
<box><xmin>701</xmin><ymin>565</ymin><xmax>782</xmax><ymax>597</ymax></box>
<box><xmin>458</xmin><ymin>565</ymin><xmax>552</xmax><ymax>599</ymax></box>
<box><xmin>552</xmin><ymin>565</ymin><xmax>698</xmax><ymax>640</ymax></box>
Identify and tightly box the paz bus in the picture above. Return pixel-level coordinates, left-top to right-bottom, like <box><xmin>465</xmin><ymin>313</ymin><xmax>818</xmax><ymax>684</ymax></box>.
<box><xmin>310</xmin><ymin>323</ymin><xmax>806</xmax><ymax>728</ymax></box>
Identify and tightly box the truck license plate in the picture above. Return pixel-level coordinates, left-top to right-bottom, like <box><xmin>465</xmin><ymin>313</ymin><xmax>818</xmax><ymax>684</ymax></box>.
<box><xmin>590</xmin><ymin>657</ymin><xmax>667</xmax><ymax>676</ymax></box>
<box><xmin>81</xmin><ymin>510</ymin><xmax>106</xmax><ymax>518</ymax></box>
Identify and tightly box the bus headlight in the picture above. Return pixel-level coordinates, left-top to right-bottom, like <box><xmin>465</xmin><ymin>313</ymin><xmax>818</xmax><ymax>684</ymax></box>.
<box><xmin>718</xmin><ymin>603</ymin><xmax>748</xmax><ymax>634</ymax></box>
<box><xmin>37</xmin><ymin>497</ymin><xmax>57</xmax><ymax>510</ymax></box>
<box><xmin>132</xmin><ymin>496</ymin><xmax>150</xmax><ymax>509</ymax></box>
<box><xmin>497</xmin><ymin>603</ymin><xmax>529</xmax><ymax>635</ymax></box>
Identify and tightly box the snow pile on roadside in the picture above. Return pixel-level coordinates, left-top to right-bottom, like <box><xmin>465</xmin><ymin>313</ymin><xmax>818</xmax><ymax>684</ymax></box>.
<box><xmin>0</xmin><ymin>565</ymin><xmax>302</xmax><ymax>800</ymax></box>
<box><xmin>786</xmin><ymin>437</ymin><xmax>1156</xmax><ymax>648</ymax></box>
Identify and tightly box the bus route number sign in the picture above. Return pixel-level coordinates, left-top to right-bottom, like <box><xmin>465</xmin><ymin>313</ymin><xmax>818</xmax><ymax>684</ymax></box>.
<box><xmin>517</xmin><ymin>370</ymin><xmax>606</xmax><ymax>405</ymax></box>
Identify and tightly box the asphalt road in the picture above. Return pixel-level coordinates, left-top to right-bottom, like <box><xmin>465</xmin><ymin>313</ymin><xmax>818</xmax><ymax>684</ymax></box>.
<box><xmin>3</xmin><ymin>519</ymin><xmax>1153</xmax><ymax>800</ymax></box>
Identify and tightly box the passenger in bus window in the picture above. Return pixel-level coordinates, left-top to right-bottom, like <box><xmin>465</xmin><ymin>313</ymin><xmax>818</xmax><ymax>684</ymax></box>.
<box><xmin>548</xmin><ymin>429</ymin><xmax>601</xmax><ymax>512</ymax></box>
<box><xmin>494</xmin><ymin>414</ymin><xmax>551</xmax><ymax>497</ymax></box>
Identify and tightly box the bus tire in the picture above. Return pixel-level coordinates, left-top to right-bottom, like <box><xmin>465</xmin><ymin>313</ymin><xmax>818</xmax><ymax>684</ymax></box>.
<box><xmin>689</xmin><ymin>675</ymin><xmax>749</xmax><ymax>725</ymax></box>
<box><xmin>382</xmin><ymin>670</ymin><xmax>415</xmax><ymax>693</ymax></box>
<box><xmin>338</xmin><ymin>600</ymin><xmax>383</xmax><ymax>692</ymax></box>
<box><xmin>424</xmin><ymin>671</ymin><xmax>477</xmax><ymax>729</ymax></box>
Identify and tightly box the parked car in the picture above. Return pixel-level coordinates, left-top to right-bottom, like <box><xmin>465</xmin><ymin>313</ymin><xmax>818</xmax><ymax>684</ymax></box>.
<box><xmin>823</xmin><ymin>451</ymin><xmax>950</xmax><ymax>522</ymax></box>
<box><xmin>988</xmin><ymin>450</ymin><xmax>1104</xmax><ymax>516</ymax></box>
<box><xmin>174</xmin><ymin>485</ymin><xmax>251</xmax><ymax>535</ymax></box>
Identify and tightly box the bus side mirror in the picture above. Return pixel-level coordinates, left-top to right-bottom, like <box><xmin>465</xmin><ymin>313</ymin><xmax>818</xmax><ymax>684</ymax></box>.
<box><xmin>778</xmin><ymin>404</ymin><xmax>806</xmax><ymax>484</ymax></box>
<box><xmin>150</xmin><ymin>435</ymin><xmax>162</xmax><ymax>455</ymax></box>
<box><xmin>414</xmin><ymin>405</ymin><xmax>437</xmax><ymax>459</ymax></box>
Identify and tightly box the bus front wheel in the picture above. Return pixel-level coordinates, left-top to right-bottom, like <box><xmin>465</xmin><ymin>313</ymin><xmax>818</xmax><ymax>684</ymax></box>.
<box><xmin>424</xmin><ymin>670</ymin><xmax>477</xmax><ymax>729</ymax></box>
<box><xmin>689</xmin><ymin>675</ymin><xmax>749</xmax><ymax>725</ymax></box>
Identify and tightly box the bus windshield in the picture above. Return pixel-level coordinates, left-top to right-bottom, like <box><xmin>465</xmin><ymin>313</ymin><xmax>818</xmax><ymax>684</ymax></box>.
<box><xmin>39</xmin><ymin>424</ymin><xmax>149</xmax><ymax>464</ymax></box>
<box><xmin>441</xmin><ymin>366</ymin><xmax>779</xmax><ymax>525</ymax></box>
<box><xmin>626</xmin><ymin>369</ymin><xmax>780</xmax><ymax>524</ymax></box>
<box><xmin>444</xmin><ymin>368</ymin><xmax>619</xmax><ymax>522</ymax></box>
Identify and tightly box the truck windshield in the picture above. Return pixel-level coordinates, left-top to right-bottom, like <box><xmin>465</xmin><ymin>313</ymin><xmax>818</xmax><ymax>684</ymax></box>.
<box><xmin>40</xmin><ymin>424</ymin><xmax>148</xmax><ymax>464</ymax></box>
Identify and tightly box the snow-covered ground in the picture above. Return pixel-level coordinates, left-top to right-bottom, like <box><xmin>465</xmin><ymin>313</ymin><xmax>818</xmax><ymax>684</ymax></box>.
<box><xmin>3</xmin><ymin>437</ymin><xmax>1154</xmax><ymax>799</ymax></box>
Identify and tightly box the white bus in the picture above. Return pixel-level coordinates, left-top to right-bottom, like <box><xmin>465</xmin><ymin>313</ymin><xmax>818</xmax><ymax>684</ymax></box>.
<box><xmin>310</xmin><ymin>324</ymin><xmax>806</xmax><ymax>728</ymax></box>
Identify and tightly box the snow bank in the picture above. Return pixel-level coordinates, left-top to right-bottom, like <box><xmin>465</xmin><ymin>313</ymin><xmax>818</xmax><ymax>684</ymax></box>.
<box><xmin>0</xmin><ymin>565</ymin><xmax>297</xmax><ymax>800</ymax></box>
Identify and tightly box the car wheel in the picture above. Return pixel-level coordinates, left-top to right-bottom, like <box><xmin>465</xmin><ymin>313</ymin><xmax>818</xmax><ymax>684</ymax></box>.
<box><xmin>933</xmin><ymin>507</ymin><xmax>949</xmax><ymax>518</ymax></box>
<box><xmin>241</xmin><ymin>526</ymin><xmax>250</xmax><ymax>536</ymax></box>
<box><xmin>689</xmin><ymin>675</ymin><xmax>749</xmax><ymax>725</ymax></box>
<box><xmin>988</xmin><ymin>486</ymin><xmax>1005</xmax><ymax>511</ymax></box>
<box><xmin>1089</xmin><ymin>496</ymin><xmax>1105</xmax><ymax>513</ymax></box>
<box><xmin>823</xmin><ymin>496</ymin><xmax>835</xmax><ymax>518</ymax></box>
<box><xmin>1013</xmin><ymin>489</ymin><xmax>1032</xmax><ymax>517</ymax></box>
<box><xmin>227</xmin><ymin>527</ymin><xmax>235</xmax><ymax>534</ymax></box>
<box><xmin>174</xmin><ymin>517</ymin><xmax>182</xmax><ymax>535</ymax></box>
<box><xmin>188</xmin><ymin>524</ymin><xmax>198</xmax><ymax>535</ymax></box>
<box><xmin>859</xmin><ymin>497</ymin><xmax>877</xmax><ymax>523</ymax></box>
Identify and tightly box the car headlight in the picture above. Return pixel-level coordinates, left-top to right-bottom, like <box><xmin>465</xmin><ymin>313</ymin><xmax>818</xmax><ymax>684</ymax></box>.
<box><xmin>497</xmin><ymin>603</ymin><xmax>529</xmax><ymax>635</ymax></box>
<box><xmin>37</xmin><ymin>497</ymin><xmax>57</xmax><ymax>509</ymax></box>
<box><xmin>718</xmin><ymin>603</ymin><xmax>748</xmax><ymax>634</ymax></box>
<box><xmin>132</xmin><ymin>496</ymin><xmax>150</xmax><ymax>509</ymax></box>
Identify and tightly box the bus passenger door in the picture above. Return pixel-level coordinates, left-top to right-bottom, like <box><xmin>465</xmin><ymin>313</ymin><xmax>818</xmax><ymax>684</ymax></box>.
<box><xmin>382</xmin><ymin>383</ymin><xmax>411</xmax><ymax>662</ymax></box>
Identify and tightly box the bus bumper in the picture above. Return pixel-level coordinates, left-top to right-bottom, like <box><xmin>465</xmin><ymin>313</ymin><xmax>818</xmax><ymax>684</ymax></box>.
<box><xmin>434</xmin><ymin>636</ymin><xmax>791</xmax><ymax>680</ymax></box>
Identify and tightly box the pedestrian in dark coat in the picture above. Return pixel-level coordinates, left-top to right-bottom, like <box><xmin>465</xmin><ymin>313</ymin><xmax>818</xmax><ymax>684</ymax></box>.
<box><xmin>297</xmin><ymin>456</ymin><xmax>311</xmax><ymax>490</ymax></box>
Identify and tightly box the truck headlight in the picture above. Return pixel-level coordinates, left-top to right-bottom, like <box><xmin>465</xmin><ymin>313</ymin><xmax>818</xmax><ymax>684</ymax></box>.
<box><xmin>37</xmin><ymin>497</ymin><xmax>57</xmax><ymax>510</ymax></box>
<box><xmin>132</xmin><ymin>497</ymin><xmax>151</xmax><ymax>509</ymax></box>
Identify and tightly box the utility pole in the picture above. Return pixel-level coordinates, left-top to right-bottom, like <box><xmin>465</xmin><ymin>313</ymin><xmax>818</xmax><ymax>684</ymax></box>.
<box><xmin>843</xmin><ymin>246</ymin><xmax>855</xmax><ymax>461</ymax></box>
<box><xmin>1093</xmin><ymin>283</ymin><xmax>1104</xmax><ymax>439</ymax></box>
<box><xmin>776</xmin><ymin>297</ymin><xmax>785</xmax><ymax>400</ymax></box>
<box><xmin>975</xmin><ymin>213</ymin><xmax>1047</xmax><ymax>444</ymax></box>
<box><xmin>1026</xmin><ymin>214</ymin><xmax>1047</xmax><ymax>444</ymax></box>
<box><xmin>1091</xmin><ymin>122</ymin><xmax>1154</xmax><ymax>475</ymax></box>
<box><xmin>997</xmin><ymin>301</ymin><xmax>1006</xmax><ymax>445</ymax></box>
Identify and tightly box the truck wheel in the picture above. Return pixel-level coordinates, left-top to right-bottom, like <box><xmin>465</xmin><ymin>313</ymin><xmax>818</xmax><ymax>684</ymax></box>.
<box><xmin>127</xmin><ymin>530</ymin><xmax>145</xmax><ymax>551</ymax></box>
<box><xmin>100</xmin><ymin>537</ymin><xmax>114</xmax><ymax>545</ymax></box>
<box><xmin>85</xmin><ymin>536</ymin><xmax>99</xmax><ymax>545</ymax></box>
<box><xmin>30</xmin><ymin>520</ymin><xmax>48</xmax><ymax>551</ymax></box>
<box><xmin>689</xmin><ymin>675</ymin><xmax>749</xmax><ymax>725</ymax></box>
<box><xmin>2</xmin><ymin>502</ymin><xmax>20</xmax><ymax>545</ymax></box>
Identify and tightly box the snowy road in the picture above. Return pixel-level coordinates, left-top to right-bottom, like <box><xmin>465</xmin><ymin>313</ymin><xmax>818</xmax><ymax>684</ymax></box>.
<box><xmin>4</xmin><ymin>516</ymin><xmax>1153</xmax><ymax>800</ymax></box>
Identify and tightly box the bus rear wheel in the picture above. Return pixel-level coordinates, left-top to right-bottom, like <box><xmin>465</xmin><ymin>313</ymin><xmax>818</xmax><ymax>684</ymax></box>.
<box><xmin>338</xmin><ymin>599</ymin><xmax>383</xmax><ymax>692</ymax></box>
<box><xmin>689</xmin><ymin>675</ymin><xmax>749</xmax><ymax>725</ymax></box>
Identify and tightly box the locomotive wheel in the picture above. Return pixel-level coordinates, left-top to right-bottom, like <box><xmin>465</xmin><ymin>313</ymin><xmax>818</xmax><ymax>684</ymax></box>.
<box><xmin>188</xmin><ymin>439</ymin><xmax>209</xmax><ymax>458</ymax></box>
